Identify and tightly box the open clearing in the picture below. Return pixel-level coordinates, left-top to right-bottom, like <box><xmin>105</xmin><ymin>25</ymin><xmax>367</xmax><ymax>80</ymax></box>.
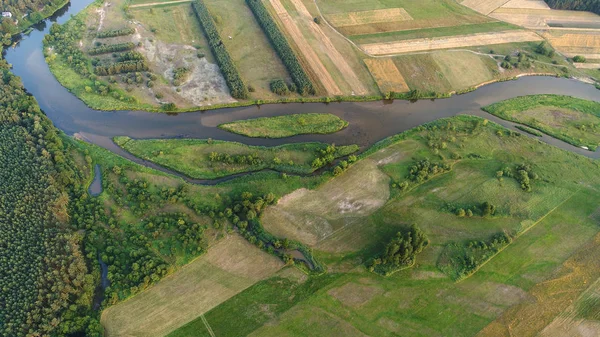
<box><xmin>363</xmin><ymin>58</ymin><xmax>409</xmax><ymax>93</ymax></box>
<box><xmin>101</xmin><ymin>235</ymin><xmax>283</xmax><ymax>337</ymax></box>
<box><xmin>327</xmin><ymin>8</ymin><xmax>413</xmax><ymax>27</ymax></box>
<box><xmin>360</xmin><ymin>30</ymin><xmax>542</xmax><ymax>55</ymax></box>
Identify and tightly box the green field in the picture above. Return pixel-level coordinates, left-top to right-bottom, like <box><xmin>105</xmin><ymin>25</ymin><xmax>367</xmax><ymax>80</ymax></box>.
<box><xmin>165</xmin><ymin>115</ymin><xmax>600</xmax><ymax>337</ymax></box>
<box><xmin>483</xmin><ymin>94</ymin><xmax>600</xmax><ymax>150</ymax></box>
<box><xmin>218</xmin><ymin>113</ymin><xmax>349</xmax><ymax>138</ymax></box>
<box><xmin>114</xmin><ymin>137</ymin><xmax>358</xmax><ymax>179</ymax></box>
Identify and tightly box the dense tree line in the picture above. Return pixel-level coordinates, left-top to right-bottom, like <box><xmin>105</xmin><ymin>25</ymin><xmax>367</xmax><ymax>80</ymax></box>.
<box><xmin>368</xmin><ymin>225</ymin><xmax>429</xmax><ymax>275</ymax></box>
<box><xmin>94</xmin><ymin>60</ymin><xmax>149</xmax><ymax>75</ymax></box>
<box><xmin>44</xmin><ymin>21</ymin><xmax>90</xmax><ymax>76</ymax></box>
<box><xmin>246</xmin><ymin>0</ymin><xmax>315</xmax><ymax>96</ymax></box>
<box><xmin>96</xmin><ymin>27</ymin><xmax>135</xmax><ymax>38</ymax></box>
<box><xmin>191</xmin><ymin>0</ymin><xmax>248</xmax><ymax>99</ymax></box>
<box><xmin>88</xmin><ymin>42</ymin><xmax>136</xmax><ymax>55</ymax></box>
<box><xmin>0</xmin><ymin>58</ymin><xmax>102</xmax><ymax>336</ymax></box>
<box><xmin>408</xmin><ymin>159</ymin><xmax>450</xmax><ymax>183</ymax></box>
<box><xmin>116</xmin><ymin>50</ymin><xmax>145</xmax><ymax>62</ymax></box>
<box><xmin>0</xmin><ymin>0</ymin><xmax>66</xmax><ymax>35</ymax></box>
<box><xmin>544</xmin><ymin>0</ymin><xmax>600</xmax><ymax>14</ymax></box>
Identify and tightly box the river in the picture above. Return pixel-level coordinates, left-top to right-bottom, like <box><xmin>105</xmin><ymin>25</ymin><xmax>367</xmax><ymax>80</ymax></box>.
<box><xmin>3</xmin><ymin>0</ymin><xmax>600</xmax><ymax>169</ymax></box>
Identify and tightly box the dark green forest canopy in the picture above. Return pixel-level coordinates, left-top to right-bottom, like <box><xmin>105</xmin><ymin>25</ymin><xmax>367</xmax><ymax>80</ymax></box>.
<box><xmin>544</xmin><ymin>0</ymin><xmax>600</xmax><ymax>14</ymax></box>
<box><xmin>0</xmin><ymin>58</ymin><xmax>101</xmax><ymax>336</ymax></box>
<box><xmin>0</xmin><ymin>0</ymin><xmax>67</xmax><ymax>35</ymax></box>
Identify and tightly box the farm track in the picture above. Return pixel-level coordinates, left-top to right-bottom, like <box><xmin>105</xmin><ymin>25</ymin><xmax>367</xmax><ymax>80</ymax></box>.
<box><xmin>269</xmin><ymin>0</ymin><xmax>342</xmax><ymax>95</ymax></box>
<box><xmin>129</xmin><ymin>0</ymin><xmax>192</xmax><ymax>8</ymax></box>
<box><xmin>289</xmin><ymin>0</ymin><xmax>367</xmax><ymax>95</ymax></box>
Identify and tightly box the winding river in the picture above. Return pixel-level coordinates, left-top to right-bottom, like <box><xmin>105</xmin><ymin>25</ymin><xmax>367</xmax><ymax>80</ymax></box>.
<box><xmin>3</xmin><ymin>0</ymin><xmax>600</xmax><ymax>176</ymax></box>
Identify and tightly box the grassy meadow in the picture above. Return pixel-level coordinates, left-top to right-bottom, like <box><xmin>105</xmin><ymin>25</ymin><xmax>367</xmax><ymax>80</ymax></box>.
<box><xmin>114</xmin><ymin>137</ymin><xmax>359</xmax><ymax>179</ymax></box>
<box><xmin>218</xmin><ymin>113</ymin><xmax>349</xmax><ymax>138</ymax></box>
<box><xmin>483</xmin><ymin>94</ymin><xmax>600</xmax><ymax>150</ymax></box>
<box><xmin>163</xmin><ymin>114</ymin><xmax>600</xmax><ymax>337</ymax></box>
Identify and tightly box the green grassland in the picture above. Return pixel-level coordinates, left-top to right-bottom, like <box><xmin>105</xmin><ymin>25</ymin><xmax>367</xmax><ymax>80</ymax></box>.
<box><xmin>114</xmin><ymin>137</ymin><xmax>358</xmax><ymax>179</ymax></box>
<box><xmin>218</xmin><ymin>113</ymin><xmax>348</xmax><ymax>138</ymax></box>
<box><xmin>166</xmin><ymin>115</ymin><xmax>600</xmax><ymax>337</ymax></box>
<box><xmin>483</xmin><ymin>94</ymin><xmax>600</xmax><ymax>150</ymax></box>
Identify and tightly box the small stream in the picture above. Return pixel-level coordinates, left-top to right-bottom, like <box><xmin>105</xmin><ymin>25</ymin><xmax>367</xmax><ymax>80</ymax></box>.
<box><xmin>88</xmin><ymin>164</ymin><xmax>103</xmax><ymax>196</ymax></box>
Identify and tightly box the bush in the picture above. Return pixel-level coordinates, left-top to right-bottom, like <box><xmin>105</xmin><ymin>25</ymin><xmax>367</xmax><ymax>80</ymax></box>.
<box><xmin>246</xmin><ymin>0</ymin><xmax>315</xmax><ymax>95</ymax></box>
<box><xmin>573</xmin><ymin>55</ymin><xmax>586</xmax><ymax>63</ymax></box>
<box><xmin>270</xmin><ymin>79</ymin><xmax>290</xmax><ymax>95</ymax></box>
<box><xmin>192</xmin><ymin>0</ymin><xmax>249</xmax><ymax>99</ymax></box>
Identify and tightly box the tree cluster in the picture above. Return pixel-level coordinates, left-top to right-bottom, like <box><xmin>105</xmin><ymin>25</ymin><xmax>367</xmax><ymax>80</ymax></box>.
<box><xmin>116</xmin><ymin>51</ymin><xmax>145</xmax><ymax>62</ymax></box>
<box><xmin>368</xmin><ymin>225</ymin><xmax>429</xmax><ymax>275</ymax></box>
<box><xmin>270</xmin><ymin>78</ymin><xmax>290</xmax><ymax>95</ymax></box>
<box><xmin>96</xmin><ymin>27</ymin><xmax>135</xmax><ymax>38</ymax></box>
<box><xmin>0</xmin><ymin>0</ymin><xmax>65</xmax><ymax>35</ymax></box>
<box><xmin>94</xmin><ymin>60</ymin><xmax>149</xmax><ymax>76</ymax></box>
<box><xmin>544</xmin><ymin>0</ymin><xmax>600</xmax><ymax>14</ymax></box>
<box><xmin>246</xmin><ymin>0</ymin><xmax>316</xmax><ymax>95</ymax></box>
<box><xmin>500</xmin><ymin>163</ymin><xmax>538</xmax><ymax>192</ymax></box>
<box><xmin>172</xmin><ymin>66</ymin><xmax>190</xmax><ymax>86</ymax></box>
<box><xmin>407</xmin><ymin>159</ymin><xmax>450</xmax><ymax>183</ymax></box>
<box><xmin>88</xmin><ymin>42</ymin><xmax>136</xmax><ymax>55</ymax></box>
<box><xmin>191</xmin><ymin>0</ymin><xmax>248</xmax><ymax>99</ymax></box>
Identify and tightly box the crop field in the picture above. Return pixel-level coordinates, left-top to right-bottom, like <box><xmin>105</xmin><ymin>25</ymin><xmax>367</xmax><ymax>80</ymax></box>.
<box><xmin>543</xmin><ymin>31</ymin><xmax>600</xmax><ymax>58</ymax></box>
<box><xmin>363</xmin><ymin>58</ymin><xmax>409</xmax><ymax>94</ymax></box>
<box><xmin>360</xmin><ymin>30</ymin><xmax>543</xmax><ymax>55</ymax></box>
<box><xmin>101</xmin><ymin>235</ymin><xmax>284</xmax><ymax>337</ymax></box>
<box><xmin>501</xmin><ymin>0</ymin><xmax>550</xmax><ymax>9</ymax></box>
<box><xmin>461</xmin><ymin>0</ymin><xmax>511</xmax><ymax>15</ymax></box>
<box><xmin>203</xmin><ymin>0</ymin><xmax>292</xmax><ymax>99</ymax></box>
<box><xmin>327</xmin><ymin>8</ymin><xmax>413</xmax><ymax>27</ymax></box>
<box><xmin>179</xmin><ymin>115</ymin><xmax>600</xmax><ymax>336</ymax></box>
<box><xmin>114</xmin><ymin>137</ymin><xmax>359</xmax><ymax>179</ymax></box>
<box><xmin>483</xmin><ymin>95</ymin><xmax>600</xmax><ymax>150</ymax></box>
<box><xmin>489</xmin><ymin>7</ymin><xmax>600</xmax><ymax>29</ymax></box>
<box><xmin>266</xmin><ymin>0</ymin><xmax>374</xmax><ymax>95</ymax></box>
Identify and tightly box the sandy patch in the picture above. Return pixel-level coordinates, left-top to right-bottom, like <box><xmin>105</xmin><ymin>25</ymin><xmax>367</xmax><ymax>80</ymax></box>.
<box><xmin>328</xmin><ymin>282</ymin><xmax>384</xmax><ymax>308</ymax></box>
<box><xmin>327</xmin><ymin>8</ymin><xmax>413</xmax><ymax>27</ymax></box>
<box><xmin>364</xmin><ymin>58</ymin><xmax>409</xmax><ymax>94</ymax></box>
<box><xmin>361</xmin><ymin>30</ymin><xmax>542</xmax><ymax>55</ymax></box>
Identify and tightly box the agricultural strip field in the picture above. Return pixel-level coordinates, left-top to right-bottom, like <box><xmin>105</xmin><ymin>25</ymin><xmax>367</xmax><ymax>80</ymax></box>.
<box><xmin>101</xmin><ymin>235</ymin><xmax>284</xmax><ymax>337</ymax></box>
<box><xmin>543</xmin><ymin>31</ymin><xmax>600</xmax><ymax>57</ymax></box>
<box><xmin>203</xmin><ymin>0</ymin><xmax>292</xmax><ymax>99</ymax></box>
<box><xmin>363</xmin><ymin>58</ymin><xmax>409</xmax><ymax>94</ymax></box>
<box><xmin>218</xmin><ymin>113</ymin><xmax>349</xmax><ymax>138</ymax></box>
<box><xmin>574</xmin><ymin>62</ymin><xmax>600</xmax><ymax>69</ymax></box>
<box><xmin>460</xmin><ymin>0</ymin><xmax>511</xmax><ymax>15</ymax></box>
<box><xmin>482</xmin><ymin>94</ymin><xmax>600</xmax><ymax>150</ymax></box>
<box><xmin>268</xmin><ymin>0</ymin><xmax>342</xmax><ymax>95</ymax></box>
<box><xmin>327</xmin><ymin>8</ymin><xmax>413</xmax><ymax>27</ymax></box>
<box><xmin>489</xmin><ymin>7</ymin><xmax>600</xmax><ymax>29</ymax></box>
<box><xmin>501</xmin><ymin>0</ymin><xmax>550</xmax><ymax>9</ymax></box>
<box><xmin>114</xmin><ymin>137</ymin><xmax>359</xmax><ymax>179</ymax></box>
<box><xmin>360</xmin><ymin>30</ymin><xmax>543</xmax><ymax>55</ymax></box>
<box><xmin>129</xmin><ymin>0</ymin><xmax>193</xmax><ymax>8</ymax></box>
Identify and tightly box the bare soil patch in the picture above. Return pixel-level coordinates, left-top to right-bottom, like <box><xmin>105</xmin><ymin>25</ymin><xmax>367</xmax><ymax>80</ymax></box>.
<box><xmin>361</xmin><ymin>30</ymin><xmax>542</xmax><ymax>55</ymax></box>
<box><xmin>363</xmin><ymin>58</ymin><xmax>409</xmax><ymax>93</ymax></box>
<box><xmin>327</xmin><ymin>8</ymin><xmax>413</xmax><ymax>27</ymax></box>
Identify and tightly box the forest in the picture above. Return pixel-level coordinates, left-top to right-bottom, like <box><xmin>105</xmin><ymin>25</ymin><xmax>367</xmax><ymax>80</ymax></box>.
<box><xmin>0</xmin><ymin>0</ymin><xmax>67</xmax><ymax>36</ymax></box>
<box><xmin>544</xmin><ymin>0</ymin><xmax>600</xmax><ymax>14</ymax></box>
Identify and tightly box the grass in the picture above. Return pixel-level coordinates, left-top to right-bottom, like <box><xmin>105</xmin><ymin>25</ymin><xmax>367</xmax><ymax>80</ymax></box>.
<box><xmin>218</xmin><ymin>113</ymin><xmax>349</xmax><ymax>138</ymax></box>
<box><xmin>114</xmin><ymin>137</ymin><xmax>359</xmax><ymax>179</ymax></box>
<box><xmin>483</xmin><ymin>94</ymin><xmax>600</xmax><ymax>150</ymax></box>
<box><xmin>515</xmin><ymin>125</ymin><xmax>543</xmax><ymax>137</ymax></box>
<box><xmin>101</xmin><ymin>235</ymin><xmax>284</xmax><ymax>337</ymax></box>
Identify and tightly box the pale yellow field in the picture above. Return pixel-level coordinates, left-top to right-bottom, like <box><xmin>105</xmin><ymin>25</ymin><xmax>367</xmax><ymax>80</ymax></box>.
<box><xmin>360</xmin><ymin>30</ymin><xmax>542</xmax><ymax>55</ymax></box>
<box><xmin>546</xmin><ymin>32</ymin><xmax>600</xmax><ymax>56</ymax></box>
<box><xmin>501</xmin><ymin>0</ymin><xmax>550</xmax><ymax>10</ymax></box>
<box><xmin>363</xmin><ymin>58</ymin><xmax>409</xmax><ymax>93</ymax></box>
<box><xmin>288</xmin><ymin>0</ymin><xmax>368</xmax><ymax>94</ymax></box>
<box><xmin>574</xmin><ymin>63</ymin><xmax>600</xmax><ymax>69</ymax></box>
<box><xmin>101</xmin><ymin>235</ymin><xmax>283</xmax><ymax>337</ymax></box>
<box><xmin>327</xmin><ymin>8</ymin><xmax>413</xmax><ymax>27</ymax></box>
<box><xmin>490</xmin><ymin>7</ymin><xmax>600</xmax><ymax>29</ymax></box>
<box><xmin>461</xmin><ymin>0</ymin><xmax>511</xmax><ymax>15</ymax></box>
<box><xmin>432</xmin><ymin>51</ymin><xmax>494</xmax><ymax>90</ymax></box>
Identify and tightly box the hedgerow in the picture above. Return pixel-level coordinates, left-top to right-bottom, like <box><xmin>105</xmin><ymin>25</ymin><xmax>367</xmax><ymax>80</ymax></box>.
<box><xmin>96</xmin><ymin>27</ymin><xmax>135</xmax><ymax>38</ymax></box>
<box><xmin>246</xmin><ymin>0</ymin><xmax>315</xmax><ymax>96</ymax></box>
<box><xmin>191</xmin><ymin>0</ymin><xmax>248</xmax><ymax>99</ymax></box>
<box><xmin>88</xmin><ymin>42</ymin><xmax>136</xmax><ymax>55</ymax></box>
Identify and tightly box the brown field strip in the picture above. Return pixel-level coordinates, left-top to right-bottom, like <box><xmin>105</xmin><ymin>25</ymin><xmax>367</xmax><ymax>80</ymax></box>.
<box><xmin>461</xmin><ymin>0</ymin><xmax>512</xmax><ymax>15</ymax></box>
<box><xmin>501</xmin><ymin>0</ymin><xmax>550</xmax><ymax>9</ymax></box>
<box><xmin>490</xmin><ymin>7</ymin><xmax>600</xmax><ymax>29</ymax></box>
<box><xmin>476</xmin><ymin>232</ymin><xmax>600</xmax><ymax>337</ymax></box>
<box><xmin>574</xmin><ymin>62</ymin><xmax>600</xmax><ymax>69</ymax></box>
<box><xmin>288</xmin><ymin>0</ymin><xmax>367</xmax><ymax>95</ymax></box>
<box><xmin>129</xmin><ymin>0</ymin><xmax>192</xmax><ymax>8</ymax></box>
<box><xmin>327</xmin><ymin>8</ymin><xmax>413</xmax><ymax>27</ymax></box>
<box><xmin>546</xmin><ymin>33</ymin><xmax>600</xmax><ymax>56</ymax></box>
<box><xmin>360</xmin><ymin>30</ymin><xmax>542</xmax><ymax>55</ymax></box>
<box><xmin>268</xmin><ymin>0</ymin><xmax>342</xmax><ymax>95</ymax></box>
<box><xmin>363</xmin><ymin>58</ymin><xmax>409</xmax><ymax>93</ymax></box>
<box><xmin>101</xmin><ymin>235</ymin><xmax>283</xmax><ymax>337</ymax></box>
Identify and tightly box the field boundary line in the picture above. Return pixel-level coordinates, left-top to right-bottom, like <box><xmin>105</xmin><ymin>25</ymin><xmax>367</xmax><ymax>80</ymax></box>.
<box><xmin>129</xmin><ymin>0</ymin><xmax>192</xmax><ymax>8</ymax></box>
<box><xmin>201</xmin><ymin>314</ymin><xmax>216</xmax><ymax>337</ymax></box>
<box><xmin>457</xmin><ymin>188</ymin><xmax>582</xmax><ymax>283</ymax></box>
